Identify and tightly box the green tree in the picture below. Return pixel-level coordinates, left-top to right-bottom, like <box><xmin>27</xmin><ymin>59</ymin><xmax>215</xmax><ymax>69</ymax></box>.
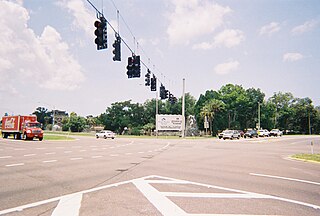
<box><xmin>33</xmin><ymin>107</ymin><xmax>51</xmax><ymax>129</ymax></box>
<box><xmin>68</xmin><ymin>112</ymin><xmax>86</xmax><ymax>132</ymax></box>
<box><xmin>200</xmin><ymin>99</ymin><xmax>225</xmax><ymax>135</ymax></box>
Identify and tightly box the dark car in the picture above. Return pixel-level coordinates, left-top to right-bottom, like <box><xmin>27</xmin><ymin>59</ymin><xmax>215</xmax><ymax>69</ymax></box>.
<box><xmin>244</xmin><ymin>129</ymin><xmax>258</xmax><ymax>138</ymax></box>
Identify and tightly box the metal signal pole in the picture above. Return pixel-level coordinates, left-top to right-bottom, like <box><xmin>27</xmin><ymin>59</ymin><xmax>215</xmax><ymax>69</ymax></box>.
<box><xmin>181</xmin><ymin>78</ymin><xmax>186</xmax><ymax>138</ymax></box>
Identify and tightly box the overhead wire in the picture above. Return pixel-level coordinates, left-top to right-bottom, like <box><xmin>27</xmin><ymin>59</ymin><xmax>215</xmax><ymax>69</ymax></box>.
<box><xmin>87</xmin><ymin>0</ymin><xmax>176</xmax><ymax>96</ymax></box>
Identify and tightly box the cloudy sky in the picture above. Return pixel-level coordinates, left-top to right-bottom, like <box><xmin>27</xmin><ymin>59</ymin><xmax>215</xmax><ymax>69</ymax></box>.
<box><xmin>0</xmin><ymin>0</ymin><xmax>319</xmax><ymax>116</ymax></box>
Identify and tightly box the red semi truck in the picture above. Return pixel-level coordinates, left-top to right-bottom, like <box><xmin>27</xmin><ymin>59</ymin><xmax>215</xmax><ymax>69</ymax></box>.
<box><xmin>1</xmin><ymin>115</ymin><xmax>43</xmax><ymax>141</ymax></box>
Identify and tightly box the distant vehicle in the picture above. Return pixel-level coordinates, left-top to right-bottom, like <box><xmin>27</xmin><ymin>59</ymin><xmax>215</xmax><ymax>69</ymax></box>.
<box><xmin>244</xmin><ymin>129</ymin><xmax>258</xmax><ymax>138</ymax></box>
<box><xmin>218</xmin><ymin>130</ymin><xmax>230</xmax><ymax>139</ymax></box>
<box><xmin>258</xmin><ymin>129</ymin><xmax>270</xmax><ymax>137</ymax></box>
<box><xmin>96</xmin><ymin>130</ymin><xmax>116</xmax><ymax>139</ymax></box>
<box><xmin>1</xmin><ymin>115</ymin><xmax>43</xmax><ymax>141</ymax></box>
<box><xmin>237</xmin><ymin>130</ymin><xmax>245</xmax><ymax>137</ymax></box>
<box><xmin>223</xmin><ymin>130</ymin><xmax>240</xmax><ymax>140</ymax></box>
<box><xmin>269</xmin><ymin>129</ymin><xmax>283</xmax><ymax>137</ymax></box>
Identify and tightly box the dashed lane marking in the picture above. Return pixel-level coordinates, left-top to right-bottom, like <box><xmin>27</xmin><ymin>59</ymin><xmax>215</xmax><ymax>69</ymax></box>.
<box><xmin>70</xmin><ymin>158</ymin><xmax>83</xmax><ymax>161</ymax></box>
<box><xmin>0</xmin><ymin>156</ymin><xmax>12</xmax><ymax>159</ymax></box>
<box><xmin>5</xmin><ymin>163</ymin><xmax>24</xmax><ymax>167</ymax></box>
<box><xmin>43</xmin><ymin>160</ymin><xmax>57</xmax><ymax>163</ymax></box>
<box><xmin>24</xmin><ymin>154</ymin><xmax>36</xmax><ymax>157</ymax></box>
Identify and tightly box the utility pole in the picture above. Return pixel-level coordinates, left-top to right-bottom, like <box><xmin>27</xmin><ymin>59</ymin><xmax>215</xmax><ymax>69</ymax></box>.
<box><xmin>258</xmin><ymin>102</ymin><xmax>261</xmax><ymax>130</ymax></box>
<box><xmin>156</xmin><ymin>90</ymin><xmax>158</xmax><ymax>138</ymax></box>
<box><xmin>181</xmin><ymin>78</ymin><xmax>185</xmax><ymax>138</ymax></box>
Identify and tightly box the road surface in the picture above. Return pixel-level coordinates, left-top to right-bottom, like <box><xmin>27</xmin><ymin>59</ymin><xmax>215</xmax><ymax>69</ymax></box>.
<box><xmin>0</xmin><ymin>135</ymin><xmax>319</xmax><ymax>215</ymax></box>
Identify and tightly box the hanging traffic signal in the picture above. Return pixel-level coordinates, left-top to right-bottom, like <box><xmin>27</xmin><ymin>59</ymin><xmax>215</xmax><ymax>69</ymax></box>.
<box><xmin>145</xmin><ymin>69</ymin><xmax>151</xmax><ymax>86</ymax></box>
<box><xmin>151</xmin><ymin>75</ymin><xmax>157</xmax><ymax>91</ymax></box>
<box><xmin>94</xmin><ymin>17</ymin><xmax>107</xmax><ymax>50</ymax></box>
<box><xmin>133</xmin><ymin>55</ymin><xmax>141</xmax><ymax>78</ymax></box>
<box><xmin>160</xmin><ymin>85</ymin><xmax>165</xmax><ymax>99</ymax></box>
<box><xmin>127</xmin><ymin>57</ymin><xmax>134</xmax><ymax>78</ymax></box>
<box><xmin>164</xmin><ymin>89</ymin><xmax>169</xmax><ymax>99</ymax></box>
<box><xmin>112</xmin><ymin>34</ymin><xmax>121</xmax><ymax>61</ymax></box>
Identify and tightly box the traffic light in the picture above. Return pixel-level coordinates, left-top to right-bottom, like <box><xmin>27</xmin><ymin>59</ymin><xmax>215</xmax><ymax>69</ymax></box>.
<box><xmin>160</xmin><ymin>85</ymin><xmax>165</xmax><ymax>99</ymax></box>
<box><xmin>132</xmin><ymin>55</ymin><xmax>141</xmax><ymax>78</ymax></box>
<box><xmin>164</xmin><ymin>89</ymin><xmax>169</xmax><ymax>99</ymax></box>
<box><xmin>94</xmin><ymin>17</ymin><xmax>107</xmax><ymax>50</ymax></box>
<box><xmin>127</xmin><ymin>57</ymin><xmax>134</xmax><ymax>78</ymax></box>
<box><xmin>112</xmin><ymin>34</ymin><xmax>121</xmax><ymax>61</ymax></box>
<box><xmin>151</xmin><ymin>75</ymin><xmax>157</xmax><ymax>91</ymax></box>
<box><xmin>145</xmin><ymin>69</ymin><xmax>151</xmax><ymax>86</ymax></box>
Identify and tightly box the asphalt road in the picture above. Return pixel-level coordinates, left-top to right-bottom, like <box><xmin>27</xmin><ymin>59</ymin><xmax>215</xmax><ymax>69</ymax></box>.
<box><xmin>0</xmin><ymin>135</ymin><xmax>319</xmax><ymax>216</ymax></box>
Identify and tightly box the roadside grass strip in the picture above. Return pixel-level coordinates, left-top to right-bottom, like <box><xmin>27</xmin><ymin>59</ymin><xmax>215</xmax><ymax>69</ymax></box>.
<box><xmin>44</xmin><ymin>134</ymin><xmax>75</xmax><ymax>141</ymax></box>
<box><xmin>291</xmin><ymin>154</ymin><xmax>320</xmax><ymax>163</ymax></box>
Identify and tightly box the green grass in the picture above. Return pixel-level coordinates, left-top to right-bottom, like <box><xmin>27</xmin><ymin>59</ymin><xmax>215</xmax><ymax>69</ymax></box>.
<box><xmin>292</xmin><ymin>154</ymin><xmax>320</xmax><ymax>163</ymax></box>
<box><xmin>43</xmin><ymin>134</ymin><xmax>75</xmax><ymax>141</ymax></box>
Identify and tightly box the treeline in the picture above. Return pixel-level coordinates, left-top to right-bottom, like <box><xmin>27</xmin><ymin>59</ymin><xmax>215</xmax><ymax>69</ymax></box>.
<box><xmin>33</xmin><ymin>84</ymin><xmax>320</xmax><ymax>135</ymax></box>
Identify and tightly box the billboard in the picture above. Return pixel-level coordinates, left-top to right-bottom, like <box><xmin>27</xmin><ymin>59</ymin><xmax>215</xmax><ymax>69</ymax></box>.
<box><xmin>156</xmin><ymin>114</ymin><xmax>183</xmax><ymax>131</ymax></box>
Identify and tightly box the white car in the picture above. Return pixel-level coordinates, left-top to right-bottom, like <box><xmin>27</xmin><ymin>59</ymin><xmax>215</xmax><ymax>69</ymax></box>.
<box><xmin>258</xmin><ymin>129</ymin><xmax>270</xmax><ymax>137</ymax></box>
<box><xmin>96</xmin><ymin>130</ymin><xmax>116</xmax><ymax>139</ymax></box>
<box><xmin>269</xmin><ymin>129</ymin><xmax>283</xmax><ymax>137</ymax></box>
<box><xmin>223</xmin><ymin>130</ymin><xmax>240</xmax><ymax>140</ymax></box>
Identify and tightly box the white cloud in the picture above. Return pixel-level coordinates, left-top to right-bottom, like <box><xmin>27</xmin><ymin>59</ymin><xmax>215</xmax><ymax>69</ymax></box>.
<box><xmin>0</xmin><ymin>1</ymin><xmax>85</xmax><ymax>93</ymax></box>
<box><xmin>193</xmin><ymin>29</ymin><xmax>245</xmax><ymax>50</ymax></box>
<box><xmin>259</xmin><ymin>22</ymin><xmax>280</xmax><ymax>36</ymax></box>
<box><xmin>167</xmin><ymin>0</ymin><xmax>232</xmax><ymax>45</ymax></box>
<box><xmin>283</xmin><ymin>52</ymin><xmax>304</xmax><ymax>62</ymax></box>
<box><xmin>56</xmin><ymin>0</ymin><xmax>94</xmax><ymax>38</ymax></box>
<box><xmin>214</xmin><ymin>60</ymin><xmax>239</xmax><ymax>75</ymax></box>
<box><xmin>291</xmin><ymin>20</ymin><xmax>318</xmax><ymax>35</ymax></box>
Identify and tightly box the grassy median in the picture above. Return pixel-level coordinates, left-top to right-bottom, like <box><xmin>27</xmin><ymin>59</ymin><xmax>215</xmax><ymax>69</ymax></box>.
<box><xmin>43</xmin><ymin>134</ymin><xmax>75</xmax><ymax>141</ymax></box>
<box><xmin>292</xmin><ymin>154</ymin><xmax>320</xmax><ymax>163</ymax></box>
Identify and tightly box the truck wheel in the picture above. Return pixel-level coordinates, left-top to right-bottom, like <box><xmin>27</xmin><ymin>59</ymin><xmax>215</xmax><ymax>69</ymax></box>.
<box><xmin>39</xmin><ymin>137</ymin><xmax>43</xmax><ymax>141</ymax></box>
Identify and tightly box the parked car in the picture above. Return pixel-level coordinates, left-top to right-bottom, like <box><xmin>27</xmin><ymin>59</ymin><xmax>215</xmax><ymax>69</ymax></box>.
<box><xmin>223</xmin><ymin>130</ymin><xmax>240</xmax><ymax>140</ymax></box>
<box><xmin>96</xmin><ymin>130</ymin><xmax>116</xmax><ymax>139</ymax></box>
<box><xmin>237</xmin><ymin>130</ymin><xmax>245</xmax><ymax>137</ymax></box>
<box><xmin>218</xmin><ymin>130</ymin><xmax>230</xmax><ymax>139</ymax></box>
<box><xmin>244</xmin><ymin>129</ymin><xmax>258</xmax><ymax>138</ymax></box>
<box><xmin>269</xmin><ymin>129</ymin><xmax>283</xmax><ymax>137</ymax></box>
<box><xmin>258</xmin><ymin>129</ymin><xmax>270</xmax><ymax>137</ymax></box>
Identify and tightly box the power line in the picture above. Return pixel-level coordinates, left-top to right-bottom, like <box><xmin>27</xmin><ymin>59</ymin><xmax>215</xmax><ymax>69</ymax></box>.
<box><xmin>86</xmin><ymin>0</ymin><xmax>177</xmax><ymax>97</ymax></box>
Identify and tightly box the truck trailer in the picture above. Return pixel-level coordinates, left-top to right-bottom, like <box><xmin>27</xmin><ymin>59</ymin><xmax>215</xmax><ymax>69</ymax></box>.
<box><xmin>1</xmin><ymin>115</ymin><xmax>43</xmax><ymax>141</ymax></box>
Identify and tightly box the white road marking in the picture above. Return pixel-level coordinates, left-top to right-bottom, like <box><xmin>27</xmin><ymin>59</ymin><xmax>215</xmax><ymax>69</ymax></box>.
<box><xmin>132</xmin><ymin>178</ymin><xmax>187</xmax><ymax>216</ymax></box>
<box><xmin>24</xmin><ymin>154</ymin><xmax>36</xmax><ymax>157</ymax></box>
<box><xmin>250</xmin><ymin>173</ymin><xmax>320</xmax><ymax>186</ymax></box>
<box><xmin>45</xmin><ymin>152</ymin><xmax>56</xmax><ymax>155</ymax></box>
<box><xmin>0</xmin><ymin>175</ymin><xmax>319</xmax><ymax>216</ymax></box>
<box><xmin>125</xmin><ymin>153</ymin><xmax>132</xmax><ymax>155</ymax></box>
<box><xmin>161</xmin><ymin>192</ymin><xmax>272</xmax><ymax>199</ymax></box>
<box><xmin>14</xmin><ymin>148</ymin><xmax>25</xmax><ymax>151</ymax></box>
<box><xmin>64</xmin><ymin>151</ymin><xmax>72</xmax><ymax>153</ymax></box>
<box><xmin>91</xmin><ymin>156</ymin><xmax>103</xmax><ymax>159</ymax></box>
<box><xmin>43</xmin><ymin>160</ymin><xmax>57</xmax><ymax>163</ymax></box>
<box><xmin>138</xmin><ymin>152</ymin><xmax>144</xmax><ymax>154</ymax></box>
<box><xmin>51</xmin><ymin>194</ymin><xmax>82</xmax><ymax>216</ymax></box>
<box><xmin>36</xmin><ymin>148</ymin><xmax>46</xmax><ymax>150</ymax></box>
<box><xmin>70</xmin><ymin>158</ymin><xmax>83</xmax><ymax>161</ymax></box>
<box><xmin>110</xmin><ymin>154</ymin><xmax>119</xmax><ymax>157</ymax></box>
<box><xmin>6</xmin><ymin>163</ymin><xmax>24</xmax><ymax>167</ymax></box>
<box><xmin>0</xmin><ymin>156</ymin><xmax>12</xmax><ymax>159</ymax></box>
<box><xmin>79</xmin><ymin>149</ymin><xmax>87</xmax><ymax>152</ymax></box>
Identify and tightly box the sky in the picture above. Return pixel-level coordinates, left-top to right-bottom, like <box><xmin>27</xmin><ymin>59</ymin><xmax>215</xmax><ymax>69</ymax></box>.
<box><xmin>0</xmin><ymin>0</ymin><xmax>319</xmax><ymax>117</ymax></box>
